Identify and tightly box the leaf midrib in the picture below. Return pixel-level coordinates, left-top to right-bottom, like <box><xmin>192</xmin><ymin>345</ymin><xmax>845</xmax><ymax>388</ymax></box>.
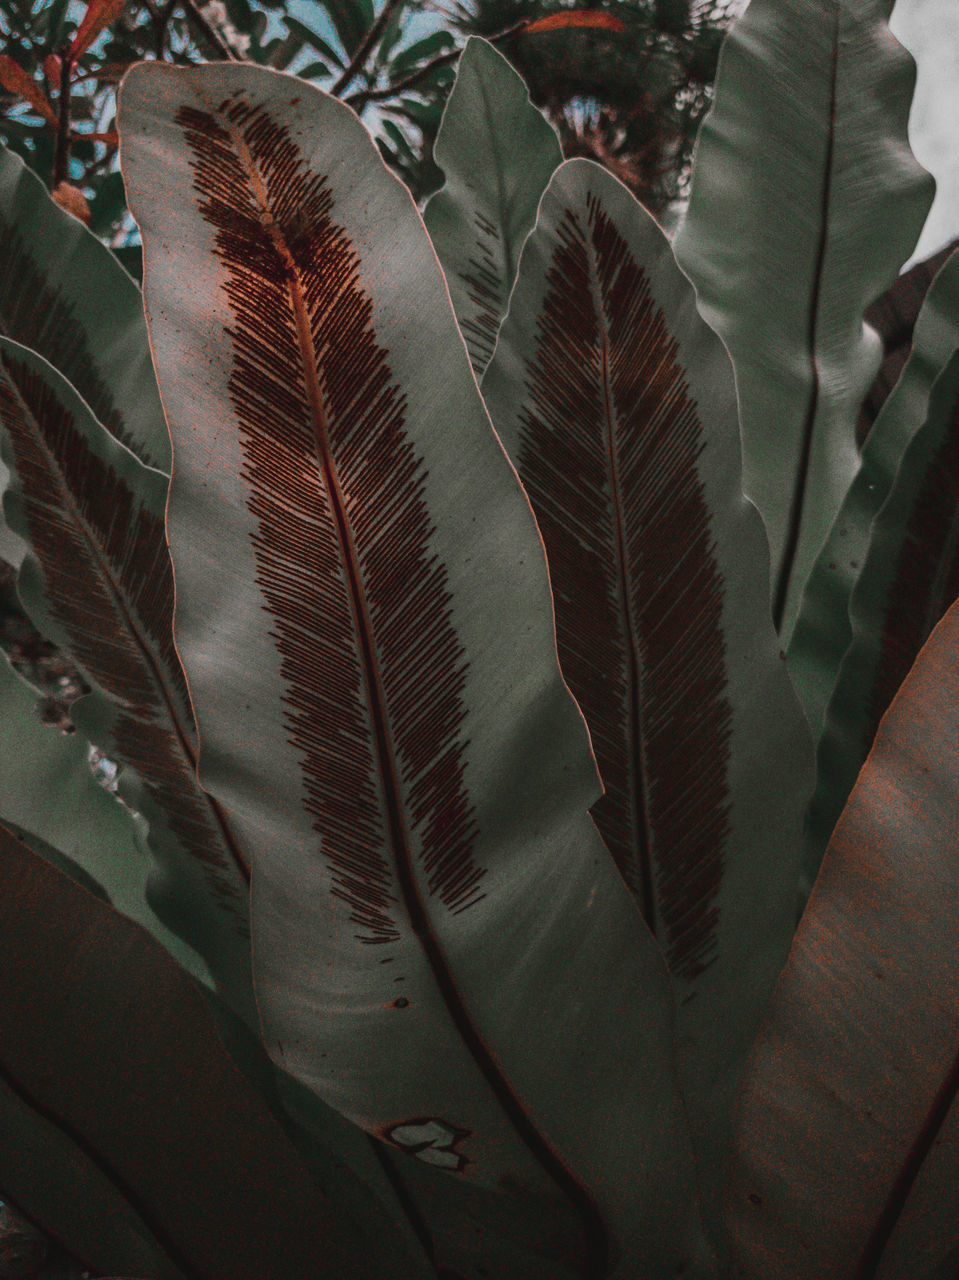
<box><xmin>771</xmin><ymin>1</ymin><xmax>841</xmax><ymax>634</ymax></box>
<box><xmin>853</xmin><ymin>1047</ymin><xmax>959</xmax><ymax>1277</ymax></box>
<box><xmin>584</xmin><ymin>230</ymin><xmax>658</xmax><ymax>933</ymax></box>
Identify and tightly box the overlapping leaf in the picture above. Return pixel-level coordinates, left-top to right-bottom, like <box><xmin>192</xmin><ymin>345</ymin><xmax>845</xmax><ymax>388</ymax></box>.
<box><xmin>675</xmin><ymin>0</ymin><xmax>933</xmax><ymax>639</ymax></box>
<box><xmin>0</xmin><ymin>822</ymin><xmax>392</xmax><ymax>1280</ymax></box>
<box><xmin>857</xmin><ymin>239</ymin><xmax>959</xmax><ymax>445</ymax></box>
<box><xmin>0</xmin><ymin>144</ymin><xmax>168</xmax><ymax>471</ymax></box>
<box><xmin>481</xmin><ymin>158</ymin><xmax>813</xmax><ymax>1197</ymax></box>
<box><xmin>423</xmin><ymin>38</ymin><xmax>562</xmax><ymax>376</ymax></box>
<box><xmin>0</xmin><ymin>340</ymin><xmax>253</xmax><ymax>1022</ymax></box>
<box><xmin>788</xmin><ymin>248</ymin><xmax>959</xmax><ymax>739</ymax></box>
<box><xmin>806</xmin><ymin>348</ymin><xmax>959</xmax><ymax>876</ymax></box>
<box><xmin>728</xmin><ymin>596</ymin><xmax>959</xmax><ymax>1279</ymax></box>
<box><xmin>0</xmin><ymin>648</ymin><xmax>209</xmax><ymax>983</ymax></box>
<box><xmin>0</xmin><ymin>631</ymin><xmax>435</xmax><ymax>1280</ymax></box>
<box><xmin>119</xmin><ymin>62</ymin><xmax>711</xmax><ymax>1280</ymax></box>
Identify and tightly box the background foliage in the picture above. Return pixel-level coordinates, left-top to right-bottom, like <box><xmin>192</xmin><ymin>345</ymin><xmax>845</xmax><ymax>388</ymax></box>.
<box><xmin>0</xmin><ymin>0</ymin><xmax>734</xmax><ymax>282</ymax></box>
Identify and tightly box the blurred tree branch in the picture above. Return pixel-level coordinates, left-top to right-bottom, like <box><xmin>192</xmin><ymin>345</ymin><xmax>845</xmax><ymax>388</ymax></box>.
<box><xmin>0</xmin><ymin>0</ymin><xmax>734</xmax><ymax>263</ymax></box>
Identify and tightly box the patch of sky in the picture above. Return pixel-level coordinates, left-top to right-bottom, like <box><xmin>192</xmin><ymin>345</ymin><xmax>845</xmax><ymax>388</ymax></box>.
<box><xmin>890</xmin><ymin>0</ymin><xmax>959</xmax><ymax>263</ymax></box>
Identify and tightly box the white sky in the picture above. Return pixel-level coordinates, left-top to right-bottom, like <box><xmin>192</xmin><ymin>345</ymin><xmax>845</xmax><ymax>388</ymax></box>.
<box><xmin>890</xmin><ymin>0</ymin><xmax>959</xmax><ymax>263</ymax></box>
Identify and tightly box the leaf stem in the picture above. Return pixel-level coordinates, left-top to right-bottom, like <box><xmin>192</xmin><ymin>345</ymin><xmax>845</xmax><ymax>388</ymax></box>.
<box><xmin>52</xmin><ymin>50</ymin><xmax>72</xmax><ymax>188</ymax></box>
<box><xmin>331</xmin><ymin>0</ymin><xmax>405</xmax><ymax>96</ymax></box>
<box><xmin>180</xmin><ymin>0</ymin><xmax>238</xmax><ymax>60</ymax></box>
<box><xmin>346</xmin><ymin>19</ymin><xmax>528</xmax><ymax>106</ymax></box>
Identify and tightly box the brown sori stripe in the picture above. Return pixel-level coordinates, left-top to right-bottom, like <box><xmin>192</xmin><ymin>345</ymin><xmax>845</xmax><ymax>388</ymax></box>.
<box><xmin>460</xmin><ymin>210</ymin><xmax>506</xmax><ymax>372</ymax></box>
<box><xmin>0</xmin><ymin>357</ymin><xmax>248</xmax><ymax>912</ymax></box>
<box><xmin>177</xmin><ymin>97</ymin><xmax>484</xmax><ymax>940</ymax></box>
<box><xmin>175</xmin><ymin>95</ymin><xmax>608</xmax><ymax>1272</ymax></box>
<box><xmin>0</xmin><ymin>218</ymin><xmax>150</xmax><ymax>466</ymax></box>
<box><xmin>866</xmin><ymin>386</ymin><xmax>959</xmax><ymax>753</ymax></box>
<box><xmin>515</xmin><ymin>193</ymin><xmax>731</xmax><ymax>981</ymax></box>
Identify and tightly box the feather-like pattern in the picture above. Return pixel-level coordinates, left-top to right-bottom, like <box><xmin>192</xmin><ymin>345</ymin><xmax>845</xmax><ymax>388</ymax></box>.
<box><xmin>178</xmin><ymin>98</ymin><xmax>484</xmax><ymax>942</ymax></box>
<box><xmin>512</xmin><ymin>192</ymin><xmax>731</xmax><ymax>978</ymax></box>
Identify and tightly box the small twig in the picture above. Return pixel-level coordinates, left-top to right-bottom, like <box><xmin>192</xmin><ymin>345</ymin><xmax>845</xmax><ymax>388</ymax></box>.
<box><xmin>180</xmin><ymin>0</ymin><xmax>238</xmax><ymax>60</ymax></box>
<box><xmin>80</xmin><ymin>148</ymin><xmax>117</xmax><ymax>183</ymax></box>
<box><xmin>150</xmin><ymin>0</ymin><xmax>179</xmax><ymax>59</ymax></box>
<box><xmin>52</xmin><ymin>48</ymin><xmax>72</xmax><ymax>186</ymax></box>
<box><xmin>331</xmin><ymin>0</ymin><xmax>405</xmax><ymax>96</ymax></box>
<box><xmin>347</xmin><ymin>18</ymin><xmax>528</xmax><ymax>106</ymax></box>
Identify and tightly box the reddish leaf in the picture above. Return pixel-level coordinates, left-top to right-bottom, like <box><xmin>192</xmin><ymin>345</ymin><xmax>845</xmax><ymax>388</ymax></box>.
<box><xmin>50</xmin><ymin>181</ymin><xmax>90</xmax><ymax>224</ymax></box>
<box><xmin>73</xmin><ymin>129</ymin><xmax>119</xmax><ymax>145</ymax></box>
<box><xmin>68</xmin><ymin>0</ymin><xmax>128</xmax><ymax>62</ymax></box>
<box><xmin>0</xmin><ymin>56</ymin><xmax>57</xmax><ymax>127</ymax></box>
<box><xmin>42</xmin><ymin>53</ymin><xmax>62</xmax><ymax>85</ymax></box>
<box><xmin>524</xmin><ymin>12</ymin><xmax>626</xmax><ymax>35</ymax></box>
<box><xmin>728</xmin><ymin>595</ymin><xmax>959</xmax><ymax>1278</ymax></box>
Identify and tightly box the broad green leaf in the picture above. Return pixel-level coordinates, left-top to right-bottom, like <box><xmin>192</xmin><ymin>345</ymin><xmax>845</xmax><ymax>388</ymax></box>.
<box><xmin>201</xmin><ymin>997</ymin><xmax>437</xmax><ymax>1280</ymax></box>
<box><xmin>806</xmin><ymin>347</ymin><xmax>959</xmax><ymax>879</ymax></box>
<box><xmin>373</xmin><ymin>0</ymin><xmax>405</xmax><ymax>68</ymax></box>
<box><xmin>119</xmin><ymin>62</ymin><xmax>712</xmax><ymax>1280</ymax></box>
<box><xmin>283</xmin><ymin>15</ymin><xmax>345</xmax><ymax>66</ymax></box>
<box><xmin>481</xmin><ymin>158</ymin><xmax>814</xmax><ymax>1202</ymax></box>
<box><xmin>788</xmin><ymin>247</ymin><xmax>959</xmax><ymax>737</ymax></box>
<box><xmin>0</xmin><ymin>650</ymin><xmax>209</xmax><ymax>983</ymax></box>
<box><xmin>324</xmin><ymin>0</ymin><xmax>374</xmax><ymax>57</ymax></box>
<box><xmin>388</xmin><ymin>29</ymin><xmax>455</xmax><ymax>77</ymax></box>
<box><xmin>674</xmin><ymin>0</ymin><xmax>934</xmax><ymax>640</ymax></box>
<box><xmin>0</xmin><ymin>144</ymin><xmax>169</xmax><ymax>471</ymax></box>
<box><xmin>0</xmin><ymin>340</ymin><xmax>253</xmax><ymax>1024</ymax></box>
<box><xmin>727</xmin><ymin>596</ymin><xmax>959</xmax><ymax>1279</ymax></box>
<box><xmin>0</xmin><ymin>822</ymin><xmax>390</xmax><ymax>1280</ymax></box>
<box><xmin>424</xmin><ymin>38</ymin><xmax>561</xmax><ymax>376</ymax></box>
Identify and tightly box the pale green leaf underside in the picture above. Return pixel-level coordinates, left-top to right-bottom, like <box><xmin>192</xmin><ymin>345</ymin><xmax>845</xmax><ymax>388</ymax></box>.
<box><xmin>0</xmin><ymin>651</ymin><xmax>211</xmax><ymax>986</ymax></box>
<box><xmin>424</xmin><ymin>37</ymin><xmax>562</xmax><ymax>376</ymax></box>
<box><xmin>675</xmin><ymin>0</ymin><xmax>933</xmax><ymax>640</ymax></box>
<box><xmin>119</xmin><ymin>60</ymin><xmax>711</xmax><ymax>1279</ymax></box>
<box><xmin>481</xmin><ymin>158</ymin><xmax>814</xmax><ymax>1213</ymax></box>
<box><xmin>805</xmin><ymin>347</ymin><xmax>959</xmax><ymax>883</ymax></box>
<box><xmin>0</xmin><ymin>339</ymin><xmax>253</xmax><ymax>1026</ymax></box>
